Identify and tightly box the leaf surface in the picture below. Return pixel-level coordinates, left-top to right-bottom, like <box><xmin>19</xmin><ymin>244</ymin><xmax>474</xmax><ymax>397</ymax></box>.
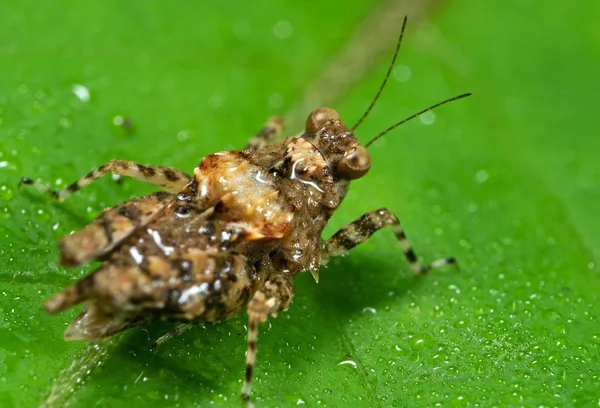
<box><xmin>0</xmin><ymin>0</ymin><xmax>598</xmax><ymax>406</ymax></box>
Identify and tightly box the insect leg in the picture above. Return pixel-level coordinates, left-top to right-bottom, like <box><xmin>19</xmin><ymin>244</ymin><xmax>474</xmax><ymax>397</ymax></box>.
<box><xmin>19</xmin><ymin>159</ymin><xmax>192</xmax><ymax>200</ymax></box>
<box><xmin>241</xmin><ymin>276</ymin><xmax>294</xmax><ymax>402</ymax></box>
<box><xmin>322</xmin><ymin>208</ymin><xmax>457</xmax><ymax>274</ymax></box>
<box><xmin>246</xmin><ymin>116</ymin><xmax>285</xmax><ymax>149</ymax></box>
<box><xmin>151</xmin><ymin>323</ymin><xmax>194</xmax><ymax>351</ymax></box>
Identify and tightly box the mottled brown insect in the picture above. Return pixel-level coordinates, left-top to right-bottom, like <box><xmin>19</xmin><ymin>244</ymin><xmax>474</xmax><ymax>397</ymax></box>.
<box><xmin>20</xmin><ymin>17</ymin><xmax>470</xmax><ymax>402</ymax></box>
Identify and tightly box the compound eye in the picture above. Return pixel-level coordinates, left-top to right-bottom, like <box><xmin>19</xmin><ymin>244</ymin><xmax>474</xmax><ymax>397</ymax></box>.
<box><xmin>338</xmin><ymin>145</ymin><xmax>371</xmax><ymax>180</ymax></box>
<box><xmin>306</xmin><ymin>107</ymin><xmax>340</xmax><ymax>133</ymax></box>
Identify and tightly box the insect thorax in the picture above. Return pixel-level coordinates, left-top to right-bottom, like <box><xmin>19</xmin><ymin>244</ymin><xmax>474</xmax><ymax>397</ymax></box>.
<box><xmin>186</xmin><ymin>131</ymin><xmax>351</xmax><ymax>277</ymax></box>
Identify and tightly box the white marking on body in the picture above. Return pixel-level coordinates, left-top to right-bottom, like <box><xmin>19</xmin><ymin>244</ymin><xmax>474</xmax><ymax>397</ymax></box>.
<box><xmin>200</xmin><ymin>182</ymin><xmax>208</xmax><ymax>198</ymax></box>
<box><xmin>129</xmin><ymin>247</ymin><xmax>144</xmax><ymax>264</ymax></box>
<box><xmin>221</xmin><ymin>230</ymin><xmax>232</xmax><ymax>242</ymax></box>
<box><xmin>254</xmin><ymin>171</ymin><xmax>269</xmax><ymax>184</ymax></box>
<box><xmin>179</xmin><ymin>282</ymin><xmax>210</xmax><ymax>304</ymax></box>
<box><xmin>290</xmin><ymin>158</ymin><xmax>323</xmax><ymax>192</ymax></box>
<box><xmin>147</xmin><ymin>229</ymin><xmax>175</xmax><ymax>255</ymax></box>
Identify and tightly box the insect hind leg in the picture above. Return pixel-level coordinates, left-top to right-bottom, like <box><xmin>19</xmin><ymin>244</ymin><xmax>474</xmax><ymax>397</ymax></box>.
<box><xmin>19</xmin><ymin>159</ymin><xmax>192</xmax><ymax>201</ymax></box>
<box><xmin>322</xmin><ymin>208</ymin><xmax>457</xmax><ymax>274</ymax></box>
<box><xmin>246</xmin><ymin>116</ymin><xmax>285</xmax><ymax>150</ymax></box>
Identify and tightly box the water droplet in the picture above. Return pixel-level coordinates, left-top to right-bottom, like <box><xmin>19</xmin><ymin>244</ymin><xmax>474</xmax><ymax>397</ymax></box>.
<box><xmin>1</xmin><ymin>206</ymin><xmax>12</xmax><ymax>220</ymax></box>
<box><xmin>0</xmin><ymin>161</ymin><xmax>14</xmax><ymax>170</ymax></box>
<box><xmin>273</xmin><ymin>20</ymin><xmax>293</xmax><ymax>39</ymax></box>
<box><xmin>475</xmin><ymin>169</ymin><xmax>489</xmax><ymax>183</ymax></box>
<box><xmin>453</xmin><ymin>320</ymin><xmax>466</xmax><ymax>329</ymax></box>
<box><xmin>72</xmin><ymin>84</ymin><xmax>90</xmax><ymax>102</ymax></box>
<box><xmin>177</xmin><ymin>130</ymin><xmax>190</xmax><ymax>142</ymax></box>
<box><xmin>393</xmin><ymin>65</ymin><xmax>412</xmax><ymax>82</ymax></box>
<box><xmin>0</xmin><ymin>185</ymin><xmax>14</xmax><ymax>201</ymax></box>
<box><xmin>420</xmin><ymin>111</ymin><xmax>435</xmax><ymax>125</ymax></box>
<box><xmin>113</xmin><ymin>115</ymin><xmax>124</xmax><ymax>126</ymax></box>
<box><xmin>410</xmin><ymin>334</ymin><xmax>433</xmax><ymax>350</ymax></box>
<box><xmin>59</xmin><ymin>117</ymin><xmax>71</xmax><ymax>128</ymax></box>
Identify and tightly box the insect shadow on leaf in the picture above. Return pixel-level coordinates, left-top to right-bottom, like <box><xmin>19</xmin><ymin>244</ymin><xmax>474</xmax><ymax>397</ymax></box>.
<box><xmin>19</xmin><ymin>15</ymin><xmax>470</xmax><ymax>403</ymax></box>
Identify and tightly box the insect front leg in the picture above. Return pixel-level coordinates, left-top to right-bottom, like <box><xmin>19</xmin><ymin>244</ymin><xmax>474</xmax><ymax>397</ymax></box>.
<box><xmin>19</xmin><ymin>159</ymin><xmax>192</xmax><ymax>200</ymax></box>
<box><xmin>242</xmin><ymin>275</ymin><xmax>294</xmax><ymax>403</ymax></box>
<box><xmin>246</xmin><ymin>116</ymin><xmax>285</xmax><ymax>149</ymax></box>
<box><xmin>322</xmin><ymin>208</ymin><xmax>457</xmax><ymax>274</ymax></box>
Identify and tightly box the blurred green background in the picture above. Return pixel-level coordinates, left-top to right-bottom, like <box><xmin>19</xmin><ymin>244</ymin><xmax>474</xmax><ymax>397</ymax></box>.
<box><xmin>1</xmin><ymin>0</ymin><xmax>598</xmax><ymax>406</ymax></box>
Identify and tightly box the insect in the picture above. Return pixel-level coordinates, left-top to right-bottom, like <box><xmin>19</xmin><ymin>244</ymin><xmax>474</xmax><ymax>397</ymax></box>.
<box><xmin>20</xmin><ymin>17</ymin><xmax>470</xmax><ymax>402</ymax></box>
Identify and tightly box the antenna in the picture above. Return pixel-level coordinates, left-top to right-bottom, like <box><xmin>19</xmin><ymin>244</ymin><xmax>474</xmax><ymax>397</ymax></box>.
<box><xmin>364</xmin><ymin>93</ymin><xmax>472</xmax><ymax>148</ymax></box>
<box><xmin>351</xmin><ymin>16</ymin><xmax>408</xmax><ymax>131</ymax></box>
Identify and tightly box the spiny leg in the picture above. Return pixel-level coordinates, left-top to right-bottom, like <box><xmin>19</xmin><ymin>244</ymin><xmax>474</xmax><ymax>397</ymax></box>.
<box><xmin>151</xmin><ymin>323</ymin><xmax>194</xmax><ymax>352</ymax></box>
<box><xmin>19</xmin><ymin>159</ymin><xmax>192</xmax><ymax>200</ymax></box>
<box><xmin>246</xmin><ymin>116</ymin><xmax>285</xmax><ymax>150</ymax></box>
<box><xmin>322</xmin><ymin>208</ymin><xmax>457</xmax><ymax>274</ymax></box>
<box><xmin>242</xmin><ymin>276</ymin><xmax>294</xmax><ymax>403</ymax></box>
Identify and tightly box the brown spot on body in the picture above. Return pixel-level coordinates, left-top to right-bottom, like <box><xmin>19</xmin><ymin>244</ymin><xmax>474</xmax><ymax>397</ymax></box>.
<box><xmin>173</xmin><ymin>259</ymin><xmax>193</xmax><ymax>281</ymax></box>
<box><xmin>66</xmin><ymin>182</ymin><xmax>79</xmax><ymax>193</ymax></box>
<box><xmin>163</xmin><ymin>169</ymin><xmax>179</xmax><ymax>182</ymax></box>
<box><xmin>117</xmin><ymin>205</ymin><xmax>141</xmax><ymax>220</ymax></box>
<box><xmin>99</xmin><ymin>215</ymin><xmax>114</xmax><ymax>244</ymax></box>
<box><xmin>174</xmin><ymin>205</ymin><xmax>196</xmax><ymax>216</ymax></box>
<box><xmin>155</xmin><ymin>191</ymin><xmax>172</xmax><ymax>201</ymax></box>
<box><xmin>137</xmin><ymin>164</ymin><xmax>156</xmax><ymax>177</ymax></box>
<box><xmin>405</xmin><ymin>249</ymin><xmax>417</xmax><ymax>263</ymax></box>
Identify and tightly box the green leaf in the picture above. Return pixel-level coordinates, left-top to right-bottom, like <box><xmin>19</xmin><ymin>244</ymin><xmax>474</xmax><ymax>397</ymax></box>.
<box><xmin>1</xmin><ymin>0</ymin><xmax>598</xmax><ymax>407</ymax></box>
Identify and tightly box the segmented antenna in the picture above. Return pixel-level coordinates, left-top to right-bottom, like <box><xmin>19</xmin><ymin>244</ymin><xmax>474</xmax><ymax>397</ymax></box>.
<box><xmin>351</xmin><ymin>16</ymin><xmax>408</xmax><ymax>131</ymax></box>
<box><xmin>364</xmin><ymin>93</ymin><xmax>472</xmax><ymax>148</ymax></box>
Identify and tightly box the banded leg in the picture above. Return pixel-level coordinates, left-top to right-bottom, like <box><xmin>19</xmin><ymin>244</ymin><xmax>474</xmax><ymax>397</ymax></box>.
<box><xmin>19</xmin><ymin>159</ymin><xmax>192</xmax><ymax>201</ymax></box>
<box><xmin>242</xmin><ymin>276</ymin><xmax>294</xmax><ymax>403</ymax></box>
<box><xmin>322</xmin><ymin>208</ymin><xmax>456</xmax><ymax>274</ymax></box>
<box><xmin>246</xmin><ymin>116</ymin><xmax>285</xmax><ymax>150</ymax></box>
